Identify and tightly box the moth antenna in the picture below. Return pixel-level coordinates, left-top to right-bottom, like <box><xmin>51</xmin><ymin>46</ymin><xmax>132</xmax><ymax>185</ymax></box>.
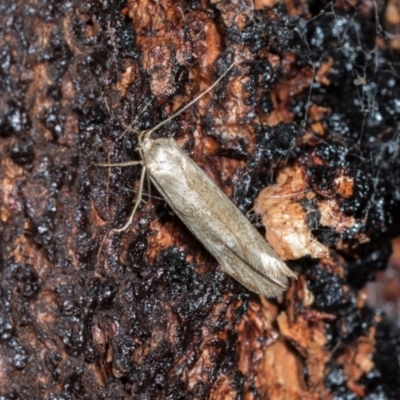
<box><xmin>143</xmin><ymin>61</ymin><xmax>236</xmax><ymax>137</ymax></box>
<box><xmin>121</xmin><ymin>61</ymin><xmax>235</xmax><ymax>140</ymax></box>
<box><xmin>93</xmin><ymin>160</ymin><xmax>143</xmax><ymax>167</ymax></box>
<box><xmin>117</xmin><ymin>98</ymin><xmax>154</xmax><ymax>142</ymax></box>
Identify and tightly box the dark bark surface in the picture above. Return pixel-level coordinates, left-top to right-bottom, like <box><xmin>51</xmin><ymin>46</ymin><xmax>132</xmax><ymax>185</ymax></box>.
<box><xmin>1</xmin><ymin>0</ymin><xmax>400</xmax><ymax>399</ymax></box>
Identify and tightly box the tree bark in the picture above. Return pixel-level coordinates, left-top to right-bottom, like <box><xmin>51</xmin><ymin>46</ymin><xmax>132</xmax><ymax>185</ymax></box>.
<box><xmin>1</xmin><ymin>0</ymin><xmax>400</xmax><ymax>399</ymax></box>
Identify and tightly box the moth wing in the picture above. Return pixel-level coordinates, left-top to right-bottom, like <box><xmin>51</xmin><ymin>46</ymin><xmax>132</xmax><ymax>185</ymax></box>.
<box><xmin>145</xmin><ymin>139</ymin><xmax>296</xmax><ymax>297</ymax></box>
<box><xmin>215</xmin><ymin>247</ymin><xmax>290</xmax><ymax>297</ymax></box>
<box><xmin>242</xmin><ymin>241</ymin><xmax>297</xmax><ymax>279</ymax></box>
<box><xmin>212</xmin><ymin>228</ymin><xmax>296</xmax><ymax>297</ymax></box>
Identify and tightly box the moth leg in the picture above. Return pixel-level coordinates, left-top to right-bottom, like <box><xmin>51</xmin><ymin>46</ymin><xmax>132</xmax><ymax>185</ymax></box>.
<box><xmin>113</xmin><ymin>165</ymin><xmax>147</xmax><ymax>232</ymax></box>
<box><xmin>146</xmin><ymin>171</ymin><xmax>151</xmax><ymax>204</ymax></box>
<box><xmin>93</xmin><ymin>160</ymin><xmax>147</xmax><ymax>231</ymax></box>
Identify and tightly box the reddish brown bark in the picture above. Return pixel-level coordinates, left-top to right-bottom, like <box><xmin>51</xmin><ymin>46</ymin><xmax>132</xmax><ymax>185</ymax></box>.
<box><xmin>1</xmin><ymin>0</ymin><xmax>400</xmax><ymax>399</ymax></box>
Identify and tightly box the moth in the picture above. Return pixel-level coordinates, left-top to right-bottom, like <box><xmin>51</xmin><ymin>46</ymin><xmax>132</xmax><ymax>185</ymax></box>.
<box><xmin>95</xmin><ymin>62</ymin><xmax>296</xmax><ymax>297</ymax></box>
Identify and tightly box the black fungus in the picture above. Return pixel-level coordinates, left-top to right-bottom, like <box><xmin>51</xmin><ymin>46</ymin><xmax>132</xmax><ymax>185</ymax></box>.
<box><xmin>233</xmin><ymin>121</ymin><xmax>299</xmax><ymax>212</ymax></box>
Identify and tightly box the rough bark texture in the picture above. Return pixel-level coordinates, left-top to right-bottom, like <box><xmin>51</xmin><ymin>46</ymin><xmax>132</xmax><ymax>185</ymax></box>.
<box><xmin>1</xmin><ymin>0</ymin><xmax>400</xmax><ymax>399</ymax></box>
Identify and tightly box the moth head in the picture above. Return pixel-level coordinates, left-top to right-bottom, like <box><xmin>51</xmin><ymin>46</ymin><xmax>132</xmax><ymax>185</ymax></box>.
<box><xmin>140</xmin><ymin>133</ymin><xmax>153</xmax><ymax>153</ymax></box>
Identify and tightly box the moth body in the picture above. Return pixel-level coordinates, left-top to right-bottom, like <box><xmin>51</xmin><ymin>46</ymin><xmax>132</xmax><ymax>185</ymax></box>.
<box><xmin>141</xmin><ymin>136</ymin><xmax>296</xmax><ymax>297</ymax></box>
